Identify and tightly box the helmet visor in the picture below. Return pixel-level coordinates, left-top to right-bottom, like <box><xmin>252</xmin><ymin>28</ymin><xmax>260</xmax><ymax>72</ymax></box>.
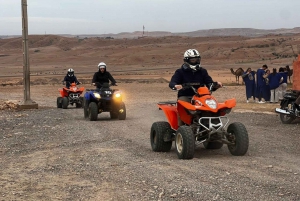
<box><xmin>188</xmin><ymin>57</ymin><xmax>201</xmax><ymax>65</ymax></box>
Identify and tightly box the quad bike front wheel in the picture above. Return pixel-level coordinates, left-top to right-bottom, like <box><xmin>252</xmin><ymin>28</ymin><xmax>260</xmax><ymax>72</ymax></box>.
<box><xmin>88</xmin><ymin>102</ymin><xmax>98</xmax><ymax>121</ymax></box>
<box><xmin>280</xmin><ymin>101</ymin><xmax>296</xmax><ymax>124</ymax></box>
<box><xmin>118</xmin><ymin>101</ymin><xmax>126</xmax><ymax>120</ymax></box>
<box><xmin>57</xmin><ymin>97</ymin><xmax>62</xmax><ymax>108</ymax></box>
<box><xmin>226</xmin><ymin>122</ymin><xmax>249</xmax><ymax>156</ymax></box>
<box><xmin>175</xmin><ymin>126</ymin><xmax>195</xmax><ymax>159</ymax></box>
<box><xmin>62</xmin><ymin>97</ymin><xmax>69</xmax><ymax>109</ymax></box>
<box><xmin>150</xmin><ymin>121</ymin><xmax>172</xmax><ymax>152</ymax></box>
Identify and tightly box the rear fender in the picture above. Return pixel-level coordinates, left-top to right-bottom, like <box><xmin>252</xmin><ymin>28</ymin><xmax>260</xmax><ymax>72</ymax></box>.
<box><xmin>158</xmin><ymin>104</ymin><xmax>178</xmax><ymax>130</ymax></box>
<box><xmin>59</xmin><ymin>88</ymin><xmax>68</xmax><ymax>97</ymax></box>
<box><xmin>78</xmin><ymin>87</ymin><xmax>85</xmax><ymax>93</ymax></box>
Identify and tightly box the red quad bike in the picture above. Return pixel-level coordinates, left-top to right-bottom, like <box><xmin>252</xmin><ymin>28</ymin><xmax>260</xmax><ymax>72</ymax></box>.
<box><xmin>57</xmin><ymin>82</ymin><xmax>85</xmax><ymax>109</ymax></box>
<box><xmin>150</xmin><ymin>83</ymin><xmax>249</xmax><ymax>159</ymax></box>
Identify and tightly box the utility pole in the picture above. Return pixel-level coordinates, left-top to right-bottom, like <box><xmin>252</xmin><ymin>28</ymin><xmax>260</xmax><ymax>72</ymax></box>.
<box><xmin>19</xmin><ymin>0</ymin><xmax>38</xmax><ymax>109</ymax></box>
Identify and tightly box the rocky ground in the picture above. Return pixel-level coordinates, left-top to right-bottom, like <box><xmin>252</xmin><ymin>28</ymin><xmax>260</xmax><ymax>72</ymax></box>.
<box><xmin>0</xmin><ymin>82</ymin><xmax>299</xmax><ymax>201</ymax></box>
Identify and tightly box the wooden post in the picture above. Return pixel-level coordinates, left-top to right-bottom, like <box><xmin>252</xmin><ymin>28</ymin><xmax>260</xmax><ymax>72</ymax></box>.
<box><xmin>19</xmin><ymin>0</ymin><xmax>38</xmax><ymax>109</ymax></box>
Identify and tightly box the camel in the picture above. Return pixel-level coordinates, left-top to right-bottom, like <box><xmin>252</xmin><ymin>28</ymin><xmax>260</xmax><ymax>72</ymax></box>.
<box><xmin>230</xmin><ymin>68</ymin><xmax>245</xmax><ymax>84</ymax></box>
<box><xmin>285</xmin><ymin>65</ymin><xmax>293</xmax><ymax>83</ymax></box>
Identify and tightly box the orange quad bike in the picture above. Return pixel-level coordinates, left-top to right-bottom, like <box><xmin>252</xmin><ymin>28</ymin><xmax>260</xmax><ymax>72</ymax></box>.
<box><xmin>150</xmin><ymin>83</ymin><xmax>249</xmax><ymax>159</ymax></box>
<box><xmin>57</xmin><ymin>82</ymin><xmax>85</xmax><ymax>109</ymax></box>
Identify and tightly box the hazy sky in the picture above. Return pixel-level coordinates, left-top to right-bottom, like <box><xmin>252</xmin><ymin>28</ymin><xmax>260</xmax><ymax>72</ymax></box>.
<box><xmin>1</xmin><ymin>0</ymin><xmax>300</xmax><ymax>35</ymax></box>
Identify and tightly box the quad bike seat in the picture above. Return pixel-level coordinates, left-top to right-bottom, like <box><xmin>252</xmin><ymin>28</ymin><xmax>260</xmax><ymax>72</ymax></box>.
<box><xmin>157</xmin><ymin>101</ymin><xmax>177</xmax><ymax>105</ymax></box>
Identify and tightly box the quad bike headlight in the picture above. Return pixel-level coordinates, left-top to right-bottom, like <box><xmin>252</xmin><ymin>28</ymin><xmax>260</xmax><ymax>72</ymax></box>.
<box><xmin>115</xmin><ymin>93</ymin><xmax>121</xmax><ymax>98</ymax></box>
<box><xmin>205</xmin><ymin>99</ymin><xmax>217</xmax><ymax>109</ymax></box>
<box><xmin>93</xmin><ymin>92</ymin><xmax>101</xmax><ymax>99</ymax></box>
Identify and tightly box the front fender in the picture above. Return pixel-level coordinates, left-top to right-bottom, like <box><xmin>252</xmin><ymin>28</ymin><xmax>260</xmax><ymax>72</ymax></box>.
<box><xmin>280</xmin><ymin>98</ymin><xmax>295</xmax><ymax>107</ymax></box>
<box><xmin>84</xmin><ymin>91</ymin><xmax>98</xmax><ymax>102</ymax></box>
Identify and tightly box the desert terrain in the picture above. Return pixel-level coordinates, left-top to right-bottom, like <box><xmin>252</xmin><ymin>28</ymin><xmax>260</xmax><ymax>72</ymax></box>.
<box><xmin>0</xmin><ymin>34</ymin><xmax>300</xmax><ymax>200</ymax></box>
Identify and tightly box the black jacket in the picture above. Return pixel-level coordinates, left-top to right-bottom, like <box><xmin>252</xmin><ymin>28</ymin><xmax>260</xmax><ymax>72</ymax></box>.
<box><xmin>169</xmin><ymin>64</ymin><xmax>216</xmax><ymax>97</ymax></box>
<box><xmin>92</xmin><ymin>70</ymin><xmax>116</xmax><ymax>88</ymax></box>
<box><xmin>63</xmin><ymin>75</ymin><xmax>79</xmax><ymax>88</ymax></box>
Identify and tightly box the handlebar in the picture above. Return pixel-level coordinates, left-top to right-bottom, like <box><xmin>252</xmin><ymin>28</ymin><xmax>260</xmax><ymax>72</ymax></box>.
<box><xmin>172</xmin><ymin>82</ymin><xmax>222</xmax><ymax>93</ymax></box>
<box><xmin>94</xmin><ymin>82</ymin><xmax>118</xmax><ymax>87</ymax></box>
<box><xmin>63</xmin><ymin>81</ymin><xmax>81</xmax><ymax>85</ymax></box>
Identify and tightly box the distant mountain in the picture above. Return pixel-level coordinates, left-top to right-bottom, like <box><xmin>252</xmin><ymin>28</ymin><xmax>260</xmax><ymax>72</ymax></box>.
<box><xmin>72</xmin><ymin>27</ymin><xmax>300</xmax><ymax>39</ymax></box>
<box><xmin>1</xmin><ymin>27</ymin><xmax>300</xmax><ymax>39</ymax></box>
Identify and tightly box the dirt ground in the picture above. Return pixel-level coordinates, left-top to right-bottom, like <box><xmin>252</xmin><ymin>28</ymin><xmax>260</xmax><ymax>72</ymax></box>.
<box><xmin>0</xmin><ymin>35</ymin><xmax>300</xmax><ymax>200</ymax></box>
<box><xmin>0</xmin><ymin>82</ymin><xmax>300</xmax><ymax>201</ymax></box>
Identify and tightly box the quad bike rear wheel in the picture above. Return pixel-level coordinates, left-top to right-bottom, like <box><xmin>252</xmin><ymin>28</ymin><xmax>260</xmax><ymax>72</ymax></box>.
<box><xmin>226</xmin><ymin>122</ymin><xmax>249</xmax><ymax>156</ymax></box>
<box><xmin>88</xmin><ymin>102</ymin><xmax>98</xmax><ymax>121</ymax></box>
<box><xmin>150</xmin><ymin>121</ymin><xmax>172</xmax><ymax>152</ymax></box>
<box><xmin>57</xmin><ymin>97</ymin><xmax>62</xmax><ymax>108</ymax></box>
<box><xmin>62</xmin><ymin>97</ymin><xmax>69</xmax><ymax>109</ymax></box>
<box><xmin>175</xmin><ymin>126</ymin><xmax>195</xmax><ymax>159</ymax></box>
<box><xmin>76</xmin><ymin>97</ymin><xmax>83</xmax><ymax>108</ymax></box>
<box><xmin>118</xmin><ymin>101</ymin><xmax>126</xmax><ymax>120</ymax></box>
<box><xmin>280</xmin><ymin>101</ymin><xmax>296</xmax><ymax>124</ymax></box>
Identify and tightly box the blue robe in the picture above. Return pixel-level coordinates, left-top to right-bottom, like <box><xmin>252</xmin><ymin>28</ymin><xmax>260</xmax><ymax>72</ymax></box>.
<box><xmin>256</xmin><ymin>69</ymin><xmax>267</xmax><ymax>99</ymax></box>
<box><xmin>242</xmin><ymin>71</ymin><xmax>256</xmax><ymax>99</ymax></box>
<box><xmin>269</xmin><ymin>73</ymin><xmax>282</xmax><ymax>90</ymax></box>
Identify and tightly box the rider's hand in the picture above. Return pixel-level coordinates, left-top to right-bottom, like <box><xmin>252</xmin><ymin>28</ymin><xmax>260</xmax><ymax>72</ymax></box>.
<box><xmin>217</xmin><ymin>82</ymin><xmax>223</xmax><ymax>88</ymax></box>
<box><xmin>92</xmin><ymin>83</ymin><xmax>96</xmax><ymax>86</ymax></box>
<box><xmin>174</xmin><ymin>85</ymin><xmax>183</xmax><ymax>90</ymax></box>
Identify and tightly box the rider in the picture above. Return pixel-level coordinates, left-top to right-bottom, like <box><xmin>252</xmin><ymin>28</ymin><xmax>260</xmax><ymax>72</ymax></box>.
<box><xmin>92</xmin><ymin>62</ymin><xmax>117</xmax><ymax>88</ymax></box>
<box><xmin>169</xmin><ymin>49</ymin><xmax>223</xmax><ymax>102</ymax></box>
<box><xmin>63</xmin><ymin>68</ymin><xmax>81</xmax><ymax>88</ymax></box>
<box><xmin>169</xmin><ymin>49</ymin><xmax>222</xmax><ymax>126</ymax></box>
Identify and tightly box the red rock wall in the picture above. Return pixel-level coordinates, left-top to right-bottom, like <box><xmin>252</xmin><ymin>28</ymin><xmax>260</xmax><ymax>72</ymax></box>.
<box><xmin>293</xmin><ymin>55</ymin><xmax>300</xmax><ymax>91</ymax></box>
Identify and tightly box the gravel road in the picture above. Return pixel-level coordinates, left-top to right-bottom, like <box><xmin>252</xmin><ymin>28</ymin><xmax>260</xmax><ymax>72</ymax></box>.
<box><xmin>0</xmin><ymin>83</ymin><xmax>300</xmax><ymax>201</ymax></box>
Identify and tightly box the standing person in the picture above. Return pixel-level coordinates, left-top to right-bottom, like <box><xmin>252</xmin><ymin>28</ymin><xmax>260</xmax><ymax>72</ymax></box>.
<box><xmin>268</xmin><ymin>68</ymin><xmax>283</xmax><ymax>103</ymax></box>
<box><xmin>278</xmin><ymin>67</ymin><xmax>288</xmax><ymax>100</ymax></box>
<box><xmin>63</xmin><ymin>68</ymin><xmax>81</xmax><ymax>88</ymax></box>
<box><xmin>263</xmin><ymin>69</ymin><xmax>271</xmax><ymax>102</ymax></box>
<box><xmin>92</xmin><ymin>62</ymin><xmax>117</xmax><ymax>88</ymax></box>
<box><xmin>242</xmin><ymin>68</ymin><xmax>256</xmax><ymax>103</ymax></box>
<box><xmin>169</xmin><ymin>49</ymin><xmax>222</xmax><ymax>125</ymax></box>
<box><xmin>256</xmin><ymin>64</ymin><xmax>268</xmax><ymax>103</ymax></box>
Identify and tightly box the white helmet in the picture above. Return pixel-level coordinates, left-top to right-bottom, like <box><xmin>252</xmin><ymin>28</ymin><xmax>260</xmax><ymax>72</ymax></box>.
<box><xmin>98</xmin><ymin>62</ymin><xmax>106</xmax><ymax>69</ymax></box>
<box><xmin>183</xmin><ymin>49</ymin><xmax>201</xmax><ymax>70</ymax></box>
<box><xmin>184</xmin><ymin>49</ymin><xmax>200</xmax><ymax>60</ymax></box>
<box><xmin>67</xmin><ymin>68</ymin><xmax>74</xmax><ymax>77</ymax></box>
